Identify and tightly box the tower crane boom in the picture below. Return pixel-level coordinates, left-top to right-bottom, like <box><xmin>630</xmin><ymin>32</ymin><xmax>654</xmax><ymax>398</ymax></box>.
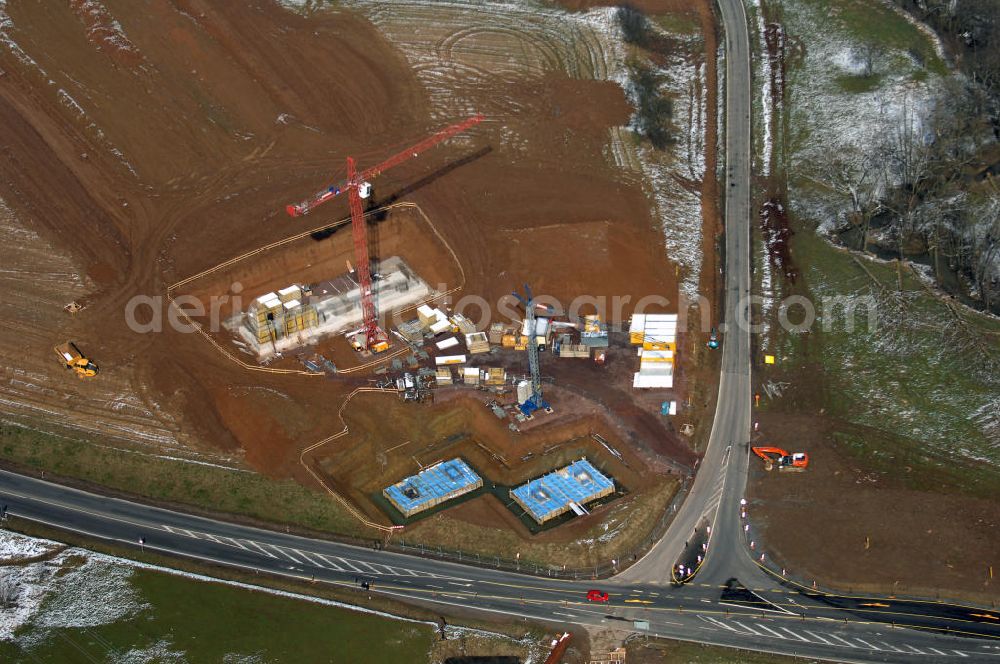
<box><xmin>284</xmin><ymin>114</ymin><xmax>484</xmax><ymax>352</ymax></box>
<box><xmin>286</xmin><ymin>114</ymin><xmax>484</xmax><ymax>218</ymax></box>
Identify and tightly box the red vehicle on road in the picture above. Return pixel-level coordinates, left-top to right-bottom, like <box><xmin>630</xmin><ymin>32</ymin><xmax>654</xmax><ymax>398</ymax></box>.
<box><xmin>586</xmin><ymin>589</ymin><xmax>610</xmax><ymax>603</ymax></box>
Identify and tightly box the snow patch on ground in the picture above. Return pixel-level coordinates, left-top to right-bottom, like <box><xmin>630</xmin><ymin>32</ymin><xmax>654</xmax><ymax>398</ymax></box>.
<box><xmin>0</xmin><ymin>532</ymin><xmax>147</xmax><ymax>644</ymax></box>
<box><xmin>778</xmin><ymin>0</ymin><xmax>940</xmax><ymax>232</ymax></box>
<box><xmin>344</xmin><ymin>0</ymin><xmax>705</xmax><ymax>301</ymax></box>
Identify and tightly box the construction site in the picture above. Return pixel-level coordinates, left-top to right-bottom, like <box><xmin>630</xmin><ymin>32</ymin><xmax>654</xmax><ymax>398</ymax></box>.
<box><xmin>0</xmin><ymin>0</ymin><xmax>722</xmax><ymax>568</ymax></box>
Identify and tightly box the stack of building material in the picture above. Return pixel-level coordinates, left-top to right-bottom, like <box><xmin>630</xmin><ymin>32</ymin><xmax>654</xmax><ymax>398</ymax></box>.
<box><xmin>482</xmin><ymin>367</ymin><xmax>506</xmax><ymax>386</ymax></box>
<box><xmin>418</xmin><ymin>304</ymin><xmax>452</xmax><ymax>335</ymax></box>
<box><xmin>435</xmin><ymin>368</ymin><xmax>453</xmax><ymax>385</ymax></box>
<box><xmin>559</xmin><ymin>344</ymin><xmax>591</xmax><ymax>358</ymax></box>
<box><xmin>417</xmin><ymin>304</ymin><xmax>437</xmax><ymax>327</ymax></box>
<box><xmin>629</xmin><ymin>313</ymin><xmax>678</xmax><ymax>351</ymax></box>
<box><xmin>501</xmin><ymin>328</ymin><xmax>519</xmax><ymax>348</ymax></box>
<box><xmin>435</xmin><ymin>354</ymin><xmax>466</xmax><ymax>366</ymax></box>
<box><xmin>246</xmin><ymin>286</ymin><xmax>319</xmax><ymax>344</ymax></box>
<box><xmin>488</xmin><ymin>323</ymin><xmax>505</xmax><ymax>344</ymax></box>
<box><xmin>581</xmin><ymin>314</ymin><xmax>609</xmax><ymax>347</ymax></box>
<box><xmin>465</xmin><ymin>332</ymin><xmax>490</xmax><ymax>354</ymax></box>
<box><xmin>463</xmin><ymin>367</ymin><xmax>480</xmax><ymax>385</ymax></box>
<box><xmin>516</xmin><ymin>380</ymin><xmax>533</xmax><ymax>404</ymax></box>
<box><xmin>521</xmin><ymin>317</ymin><xmax>550</xmax><ymax>347</ymax></box>
<box><xmin>450</xmin><ymin>313</ymin><xmax>477</xmax><ymax>335</ymax></box>
<box><xmin>396</xmin><ymin>319</ymin><xmax>425</xmax><ymax>343</ymax></box>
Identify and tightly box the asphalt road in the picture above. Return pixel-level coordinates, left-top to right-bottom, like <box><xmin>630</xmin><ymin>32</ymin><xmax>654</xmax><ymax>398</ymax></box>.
<box><xmin>2</xmin><ymin>1</ymin><xmax>1000</xmax><ymax>662</ymax></box>
<box><xmin>3</xmin><ymin>469</ymin><xmax>999</xmax><ymax>662</ymax></box>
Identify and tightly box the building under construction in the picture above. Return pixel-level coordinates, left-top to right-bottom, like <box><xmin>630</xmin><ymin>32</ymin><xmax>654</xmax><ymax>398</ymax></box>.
<box><xmin>383</xmin><ymin>458</ymin><xmax>483</xmax><ymax>518</ymax></box>
<box><xmin>235</xmin><ymin>255</ymin><xmax>431</xmax><ymax>358</ymax></box>
<box><xmin>511</xmin><ymin>458</ymin><xmax>615</xmax><ymax>525</ymax></box>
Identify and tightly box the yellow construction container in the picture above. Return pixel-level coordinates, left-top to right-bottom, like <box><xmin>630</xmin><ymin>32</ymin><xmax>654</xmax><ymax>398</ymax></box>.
<box><xmin>501</xmin><ymin>333</ymin><xmax>518</xmax><ymax>348</ymax></box>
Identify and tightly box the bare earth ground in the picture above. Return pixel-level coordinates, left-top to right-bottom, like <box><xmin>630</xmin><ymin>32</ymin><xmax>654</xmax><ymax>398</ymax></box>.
<box><xmin>0</xmin><ymin>0</ymin><xmax>719</xmax><ymax>561</ymax></box>
<box><xmin>749</xmin><ymin>392</ymin><xmax>1000</xmax><ymax>603</ymax></box>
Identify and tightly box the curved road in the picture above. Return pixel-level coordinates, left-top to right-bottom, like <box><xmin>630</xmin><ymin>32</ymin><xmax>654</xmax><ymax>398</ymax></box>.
<box><xmin>3</xmin><ymin>1</ymin><xmax>1000</xmax><ymax>662</ymax></box>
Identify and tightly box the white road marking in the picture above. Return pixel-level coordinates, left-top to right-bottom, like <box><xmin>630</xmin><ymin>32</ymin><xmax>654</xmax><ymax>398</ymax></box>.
<box><xmin>754</xmin><ymin>623</ymin><xmax>786</xmax><ymax>639</ymax></box>
<box><xmin>243</xmin><ymin>540</ymin><xmax>278</xmax><ymax>558</ymax></box>
<box><xmin>900</xmin><ymin>644</ymin><xmax>924</xmax><ymax>655</ymax></box>
<box><xmin>952</xmin><ymin>650</ymin><xmax>969</xmax><ymax>658</ymax></box>
<box><xmin>336</xmin><ymin>557</ymin><xmax>364</xmax><ymax>573</ymax></box>
<box><xmin>314</xmin><ymin>553</ymin><xmax>344</xmax><ymax>570</ymax></box>
<box><xmin>552</xmin><ymin>611</ymin><xmax>577</xmax><ymax>618</ymax></box>
<box><xmin>876</xmin><ymin>641</ymin><xmax>905</xmax><ymax>653</ymax></box>
<box><xmin>699</xmin><ymin>616</ymin><xmax>739</xmax><ymax>632</ymax></box>
<box><xmin>779</xmin><ymin>627</ymin><xmax>808</xmax><ymax>642</ymax></box>
<box><xmin>928</xmin><ymin>648</ymin><xmax>949</xmax><ymax>656</ymax></box>
<box><xmin>804</xmin><ymin>631</ymin><xmax>833</xmax><ymax>645</ymax></box>
<box><xmin>732</xmin><ymin>621</ymin><xmax>761</xmax><ymax>635</ymax></box>
<box><xmin>854</xmin><ymin>638</ymin><xmax>880</xmax><ymax>650</ymax></box>
<box><xmin>272</xmin><ymin>546</ymin><xmax>306</xmax><ymax>564</ymax></box>
<box><xmin>292</xmin><ymin>549</ymin><xmax>325</xmax><ymax>567</ymax></box>
<box><xmin>355</xmin><ymin>560</ymin><xmax>382</xmax><ymax>574</ymax></box>
<box><xmin>828</xmin><ymin>634</ymin><xmax>858</xmax><ymax>648</ymax></box>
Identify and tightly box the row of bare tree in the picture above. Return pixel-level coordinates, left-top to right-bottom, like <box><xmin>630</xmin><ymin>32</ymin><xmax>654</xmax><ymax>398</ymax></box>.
<box><xmin>829</xmin><ymin>3</ymin><xmax>1000</xmax><ymax>313</ymax></box>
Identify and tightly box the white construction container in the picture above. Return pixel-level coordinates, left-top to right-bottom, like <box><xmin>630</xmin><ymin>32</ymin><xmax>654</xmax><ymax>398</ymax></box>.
<box><xmin>435</xmin><ymin>336</ymin><xmax>460</xmax><ymax>350</ymax></box>
<box><xmin>435</xmin><ymin>354</ymin><xmax>466</xmax><ymax>366</ymax></box>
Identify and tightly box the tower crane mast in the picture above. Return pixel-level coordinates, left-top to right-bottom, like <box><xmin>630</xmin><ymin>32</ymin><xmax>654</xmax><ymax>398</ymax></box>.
<box><xmin>513</xmin><ymin>284</ymin><xmax>550</xmax><ymax>416</ymax></box>
<box><xmin>284</xmin><ymin>114</ymin><xmax>484</xmax><ymax>352</ymax></box>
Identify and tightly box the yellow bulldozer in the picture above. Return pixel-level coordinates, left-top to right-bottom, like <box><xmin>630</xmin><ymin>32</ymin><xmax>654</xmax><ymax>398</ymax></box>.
<box><xmin>54</xmin><ymin>342</ymin><xmax>99</xmax><ymax>378</ymax></box>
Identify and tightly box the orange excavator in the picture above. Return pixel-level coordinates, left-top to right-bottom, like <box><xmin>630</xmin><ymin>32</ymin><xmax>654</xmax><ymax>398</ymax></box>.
<box><xmin>752</xmin><ymin>446</ymin><xmax>808</xmax><ymax>471</ymax></box>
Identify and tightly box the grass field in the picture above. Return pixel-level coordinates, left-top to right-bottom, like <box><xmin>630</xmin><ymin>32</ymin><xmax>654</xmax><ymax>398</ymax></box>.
<box><xmin>803</xmin><ymin>0</ymin><xmax>947</xmax><ymax>75</ymax></box>
<box><xmin>1</xmin><ymin>564</ymin><xmax>434</xmax><ymax>662</ymax></box>
<box><xmin>0</xmin><ymin>422</ymin><xmax>363</xmax><ymax>537</ymax></box>
<box><xmin>764</xmin><ymin>222</ymin><xmax>1000</xmax><ymax>489</ymax></box>
<box><xmin>0</xmin><ymin>529</ymin><xmax>540</xmax><ymax>663</ymax></box>
<box><xmin>754</xmin><ymin>0</ymin><xmax>1000</xmax><ymax>487</ymax></box>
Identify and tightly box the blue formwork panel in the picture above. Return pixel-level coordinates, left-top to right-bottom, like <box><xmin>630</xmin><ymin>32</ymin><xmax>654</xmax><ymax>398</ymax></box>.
<box><xmin>511</xmin><ymin>458</ymin><xmax>614</xmax><ymax>524</ymax></box>
<box><xmin>383</xmin><ymin>458</ymin><xmax>482</xmax><ymax>517</ymax></box>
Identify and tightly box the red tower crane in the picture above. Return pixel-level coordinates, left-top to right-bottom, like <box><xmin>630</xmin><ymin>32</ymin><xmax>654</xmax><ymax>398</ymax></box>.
<box><xmin>285</xmin><ymin>114</ymin><xmax>484</xmax><ymax>352</ymax></box>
